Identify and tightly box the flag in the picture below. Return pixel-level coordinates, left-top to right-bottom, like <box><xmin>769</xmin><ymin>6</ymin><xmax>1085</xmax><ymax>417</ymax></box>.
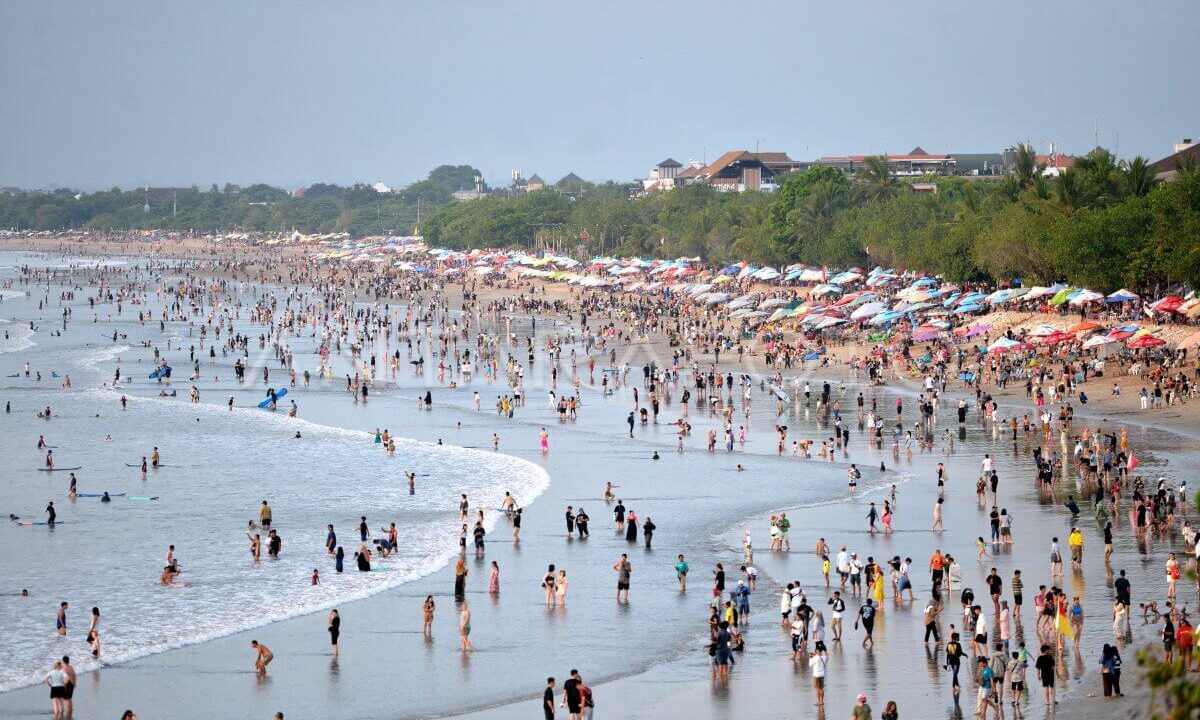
<box><xmin>1056</xmin><ymin>608</ymin><xmax>1074</xmax><ymax>638</ymax></box>
<box><xmin>1127</xmin><ymin>452</ymin><xmax>1139</xmax><ymax>471</ymax></box>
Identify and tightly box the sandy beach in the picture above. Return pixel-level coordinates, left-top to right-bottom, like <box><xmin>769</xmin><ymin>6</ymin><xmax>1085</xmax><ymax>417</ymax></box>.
<box><xmin>0</xmin><ymin>238</ymin><xmax>1196</xmax><ymax>720</ymax></box>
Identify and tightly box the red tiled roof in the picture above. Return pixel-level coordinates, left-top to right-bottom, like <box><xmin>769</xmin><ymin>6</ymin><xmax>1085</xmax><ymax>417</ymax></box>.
<box><xmin>1036</xmin><ymin>154</ymin><xmax>1076</xmax><ymax>169</ymax></box>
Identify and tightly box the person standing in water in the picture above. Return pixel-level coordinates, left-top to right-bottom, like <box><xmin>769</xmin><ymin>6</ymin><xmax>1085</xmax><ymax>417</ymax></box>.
<box><xmin>55</xmin><ymin>601</ymin><xmax>68</xmax><ymax>636</ymax></box>
<box><xmin>250</xmin><ymin>640</ymin><xmax>273</xmax><ymax>676</ymax></box>
<box><xmin>459</xmin><ymin>600</ymin><xmax>473</xmax><ymax>652</ymax></box>
<box><xmin>327</xmin><ymin>609</ymin><xmax>340</xmax><ymax>659</ymax></box>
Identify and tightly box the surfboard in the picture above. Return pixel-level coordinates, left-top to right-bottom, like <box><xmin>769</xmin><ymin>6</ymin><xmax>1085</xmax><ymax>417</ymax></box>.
<box><xmin>768</xmin><ymin>384</ymin><xmax>791</xmax><ymax>403</ymax></box>
<box><xmin>148</xmin><ymin>366</ymin><xmax>172</xmax><ymax>379</ymax></box>
<box><xmin>77</xmin><ymin>493</ymin><xmax>126</xmax><ymax>498</ymax></box>
<box><xmin>258</xmin><ymin>388</ymin><xmax>288</xmax><ymax>409</ymax></box>
<box><xmin>38</xmin><ymin>467</ymin><xmax>81</xmax><ymax>472</ymax></box>
<box><xmin>128</xmin><ymin>496</ymin><xmax>160</xmax><ymax>501</ymax></box>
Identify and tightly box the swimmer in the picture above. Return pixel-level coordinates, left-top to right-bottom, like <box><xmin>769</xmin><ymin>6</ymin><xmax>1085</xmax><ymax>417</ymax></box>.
<box><xmin>101</xmin><ymin>492</ymin><xmax>111</xmax><ymax>503</ymax></box>
<box><xmin>736</xmin><ymin>464</ymin><xmax>746</xmax><ymax>472</ymax></box>
<box><xmin>651</xmin><ymin>451</ymin><xmax>660</xmax><ymax>460</ymax></box>
<box><xmin>293</xmin><ymin>431</ymin><xmax>302</xmax><ymax>439</ymax></box>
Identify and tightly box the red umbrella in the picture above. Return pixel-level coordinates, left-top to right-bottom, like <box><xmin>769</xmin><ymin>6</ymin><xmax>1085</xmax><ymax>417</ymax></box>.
<box><xmin>1126</xmin><ymin>335</ymin><xmax>1165</xmax><ymax>349</ymax></box>
<box><xmin>1040</xmin><ymin>331</ymin><xmax>1075</xmax><ymax>346</ymax></box>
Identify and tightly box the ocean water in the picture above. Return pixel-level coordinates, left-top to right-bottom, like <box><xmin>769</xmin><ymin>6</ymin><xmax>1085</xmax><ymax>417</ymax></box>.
<box><xmin>0</xmin><ymin>259</ymin><xmax>549</xmax><ymax>692</ymax></box>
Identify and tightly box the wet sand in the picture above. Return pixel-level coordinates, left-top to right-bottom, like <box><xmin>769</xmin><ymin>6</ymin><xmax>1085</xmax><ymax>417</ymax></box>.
<box><xmin>0</xmin><ymin>244</ymin><xmax>1195</xmax><ymax>720</ymax></box>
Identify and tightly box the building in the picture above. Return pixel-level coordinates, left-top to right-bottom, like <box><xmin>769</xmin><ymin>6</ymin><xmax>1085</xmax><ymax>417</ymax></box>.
<box><xmin>952</xmin><ymin>153</ymin><xmax>1007</xmax><ymax>176</ymax></box>
<box><xmin>525</xmin><ymin>174</ymin><xmax>546</xmax><ymax>192</ymax></box>
<box><xmin>675</xmin><ymin>151</ymin><xmax>802</xmax><ymax>191</ymax></box>
<box><xmin>1150</xmin><ymin>138</ymin><xmax>1200</xmax><ymax>181</ymax></box>
<box><xmin>812</xmin><ymin>147</ymin><xmax>956</xmax><ymax>177</ymax></box>
<box><xmin>1036</xmin><ymin>153</ymin><xmax>1077</xmax><ymax>177</ymax></box>
<box><xmin>641</xmin><ymin>158</ymin><xmax>683</xmax><ymax>192</ymax></box>
<box><xmin>371</xmin><ymin>182</ymin><xmax>392</xmax><ymax>194</ymax></box>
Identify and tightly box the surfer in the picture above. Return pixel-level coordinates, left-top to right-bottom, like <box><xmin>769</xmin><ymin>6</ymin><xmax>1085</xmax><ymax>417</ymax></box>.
<box><xmin>46</xmin><ymin>501</ymin><xmax>56</xmax><ymax>527</ymax></box>
<box><xmin>140</xmin><ymin>457</ymin><xmax>148</xmax><ymax>480</ymax></box>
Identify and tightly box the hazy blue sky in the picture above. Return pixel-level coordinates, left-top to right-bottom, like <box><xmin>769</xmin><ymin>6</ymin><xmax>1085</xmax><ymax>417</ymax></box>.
<box><xmin>2</xmin><ymin>1</ymin><xmax>1197</xmax><ymax>190</ymax></box>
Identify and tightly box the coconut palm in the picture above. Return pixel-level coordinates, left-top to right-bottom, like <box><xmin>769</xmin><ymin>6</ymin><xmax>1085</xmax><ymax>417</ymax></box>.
<box><xmin>1121</xmin><ymin>157</ymin><xmax>1157</xmax><ymax>198</ymax></box>
<box><xmin>857</xmin><ymin>155</ymin><xmax>897</xmax><ymax>203</ymax></box>
<box><xmin>1013</xmin><ymin>143</ymin><xmax>1038</xmax><ymax>189</ymax></box>
<box><xmin>1054</xmin><ymin>169</ymin><xmax>1081</xmax><ymax>210</ymax></box>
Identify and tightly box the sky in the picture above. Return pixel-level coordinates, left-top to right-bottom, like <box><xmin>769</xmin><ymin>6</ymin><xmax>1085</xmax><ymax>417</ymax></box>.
<box><xmin>1</xmin><ymin>0</ymin><xmax>1197</xmax><ymax>191</ymax></box>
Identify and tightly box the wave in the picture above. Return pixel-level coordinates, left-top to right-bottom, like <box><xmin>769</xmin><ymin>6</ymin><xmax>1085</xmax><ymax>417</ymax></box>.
<box><xmin>0</xmin><ymin>385</ymin><xmax>550</xmax><ymax>692</ymax></box>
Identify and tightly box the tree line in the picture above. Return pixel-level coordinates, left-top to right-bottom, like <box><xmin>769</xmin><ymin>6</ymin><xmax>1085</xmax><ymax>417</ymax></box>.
<box><xmin>2</xmin><ymin>150</ymin><xmax>1197</xmax><ymax>291</ymax></box>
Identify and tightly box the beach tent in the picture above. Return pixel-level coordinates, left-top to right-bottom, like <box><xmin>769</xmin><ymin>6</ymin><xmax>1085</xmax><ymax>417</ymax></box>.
<box><xmin>1106</xmin><ymin>289</ymin><xmax>1138</xmax><ymax>303</ymax></box>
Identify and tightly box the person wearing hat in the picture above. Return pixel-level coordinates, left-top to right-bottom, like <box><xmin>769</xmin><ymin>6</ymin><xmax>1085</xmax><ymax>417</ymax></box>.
<box><xmin>852</xmin><ymin>693</ymin><xmax>871</xmax><ymax>720</ymax></box>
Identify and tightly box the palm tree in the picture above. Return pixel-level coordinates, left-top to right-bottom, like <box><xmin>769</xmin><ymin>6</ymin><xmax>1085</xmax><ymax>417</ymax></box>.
<box><xmin>1175</xmin><ymin>154</ymin><xmax>1197</xmax><ymax>178</ymax></box>
<box><xmin>1013</xmin><ymin>143</ymin><xmax>1038</xmax><ymax>189</ymax></box>
<box><xmin>1054</xmin><ymin>169</ymin><xmax>1081</xmax><ymax>210</ymax></box>
<box><xmin>1121</xmin><ymin>156</ymin><xmax>1157</xmax><ymax>198</ymax></box>
<box><xmin>1073</xmin><ymin>149</ymin><xmax>1121</xmax><ymax>205</ymax></box>
<box><xmin>795</xmin><ymin>180</ymin><xmax>847</xmax><ymax>241</ymax></box>
<box><xmin>857</xmin><ymin>155</ymin><xmax>897</xmax><ymax>203</ymax></box>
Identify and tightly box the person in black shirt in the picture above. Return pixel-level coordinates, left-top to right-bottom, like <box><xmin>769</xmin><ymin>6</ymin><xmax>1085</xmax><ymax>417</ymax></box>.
<box><xmin>856</xmin><ymin>599</ymin><xmax>876</xmax><ymax>648</ymax></box>
<box><xmin>562</xmin><ymin>669</ymin><xmax>582</xmax><ymax>718</ymax></box>
<box><xmin>575</xmin><ymin>508</ymin><xmax>589</xmax><ymax>538</ymax></box>
<box><xmin>543</xmin><ymin>677</ymin><xmax>556</xmax><ymax>720</ymax></box>
<box><xmin>1035</xmin><ymin>644</ymin><xmax>1056</xmax><ymax>705</ymax></box>
<box><xmin>643</xmin><ymin>517</ymin><xmax>656</xmax><ymax>549</ymax></box>
<box><xmin>986</xmin><ymin>569</ymin><xmax>1003</xmax><ymax>611</ymax></box>
<box><xmin>944</xmin><ymin>632</ymin><xmax>965</xmax><ymax>694</ymax></box>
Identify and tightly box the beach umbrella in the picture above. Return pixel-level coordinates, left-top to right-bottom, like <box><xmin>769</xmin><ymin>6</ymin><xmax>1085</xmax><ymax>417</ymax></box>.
<box><xmin>759</xmin><ymin>298</ymin><xmax>792</xmax><ymax>310</ymax></box>
<box><xmin>1067</xmin><ymin>320</ymin><xmax>1103</xmax><ymax>335</ymax></box>
<box><xmin>1068</xmin><ymin>289</ymin><xmax>1104</xmax><ymax>306</ymax></box>
<box><xmin>912</xmin><ymin>329</ymin><xmax>942</xmax><ymax>342</ymax></box>
<box><xmin>828</xmin><ymin>271</ymin><xmax>862</xmax><ymax>285</ymax></box>
<box><xmin>1151</xmin><ymin>295</ymin><xmax>1184</xmax><ymax>313</ymax></box>
<box><xmin>798</xmin><ymin>268</ymin><xmax>826</xmax><ymax>282</ymax></box>
<box><xmin>1081</xmin><ymin>335</ymin><xmax>1116</xmax><ymax>349</ymax></box>
<box><xmin>1040</xmin><ymin>331</ymin><xmax>1075</xmax><ymax>345</ymax></box>
<box><xmin>1106</xmin><ymin>289</ymin><xmax>1138</xmax><ymax>303</ymax></box>
<box><xmin>754</xmin><ymin>267</ymin><xmax>782</xmax><ymax>281</ymax></box>
<box><xmin>1127</xmin><ymin>335</ymin><xmax>1165</xmax><ymax>349</ymax></box>
<box><xmin>954</xmin><ymin>303</ymin><xmax>982</xmax><ymax>315</ymax></box>
<box><xmin>850</xmin><ymin>302</ymin><xmax>886</xmax><ymax>320</ymax></box>
<box><xmin>963</xmin><ymin>323</ymin><xmax>991</xmax><ymax>338</ymax></box>
<box><xmin>987</xmin><ymin>337</ymin><xmax>1026</xmax><ymax>354</ymax></box>
<box><xmin>1026</xmin><ymin>324</ymin><xmax>1061</xmax><ymax>337</ymax></box>
<box><xmin>870</xmin><ymin>310</ymin><xmax>905</xmax><ymax>325</ymax></box>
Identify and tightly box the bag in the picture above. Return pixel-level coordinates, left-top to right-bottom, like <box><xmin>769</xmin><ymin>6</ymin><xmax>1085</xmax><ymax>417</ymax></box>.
<box><xmin>707</xmin><ymin>643</ymin><xmax>717</xmax><ymax>657</ymax></box>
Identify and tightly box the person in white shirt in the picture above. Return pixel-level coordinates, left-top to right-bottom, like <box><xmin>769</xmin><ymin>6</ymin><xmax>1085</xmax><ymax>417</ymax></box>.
<box><xmin>809</xmin><ymin>645</ymin><xmax>828</xmax><ymax>707</ymax></box>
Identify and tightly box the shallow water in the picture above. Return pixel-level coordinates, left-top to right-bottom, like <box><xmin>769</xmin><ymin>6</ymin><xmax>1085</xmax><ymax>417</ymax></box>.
<box><xmin>0</xmin><ymin>249</ymin><xmax>1191</xmax><ymax>720</ymax></box>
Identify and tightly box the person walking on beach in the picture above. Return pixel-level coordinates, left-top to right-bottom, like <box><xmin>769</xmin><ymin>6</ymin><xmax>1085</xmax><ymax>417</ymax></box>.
<box><xmin>614</xmin><ymin>554</ymin><xmax>631</xmax><ymax>603</ymax></box>
<box><xmin>44</xmin><ymin>660</ymin><xmax>66</xmax><ymax>719</ymax></box>
<box><xmin>250</xmin><ymin>640</ymin><xmax>273</xmax><ymax>676</ymax></box>
<box><xmin>422</xmin><ymin>596</ymin><xmax>435</xmax><ymax>636</ymax></box>
<box><xmin>809</xmin><ymin>642</ymin><xmax>827</xmax><ymax>707</ymax></box>
<box><xmin>675</xmin><ymin>554</ymin><xmax>689</xmax><ymax>591</ymax></box>
<box><xmin>328</xmin><ymin>609</ymin><xmax>340</xmax><ymax>659</ymax></box>
<box><xmin>454</xmin><ymin>557</ymin><xmax>468</xmax><ymax>598</ymax></box>
<box><xmin>851</xmin><ymin>693</ymin><xmax>872</xmax><ymax>720</ymax></box>
<box><xmin>459</xmin><ymin>600</ymin><xmax>473</xmax><ymax>652</ymax></box>
<box><xmin>543</xmin><ymin>678</ymin><xmax>556</xmax><ymax>720</ymax></box>
<box><xmin>1035</xmin><ymin>644</ymin><xmax>1056</xmax><ymax>706</ymax></box>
